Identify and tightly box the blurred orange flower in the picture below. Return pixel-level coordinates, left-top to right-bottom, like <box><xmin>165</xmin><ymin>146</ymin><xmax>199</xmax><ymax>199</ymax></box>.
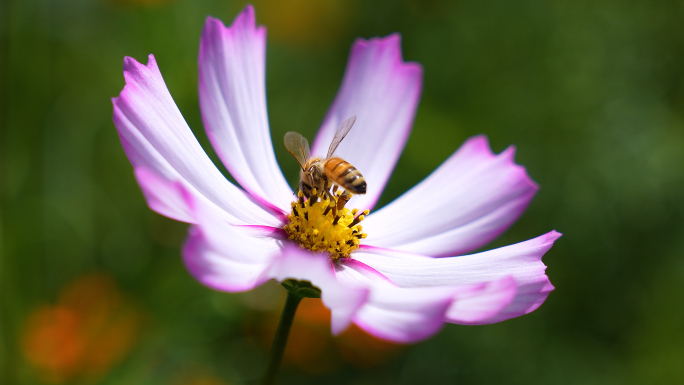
<box><xmin>248</xmin><ymin>297</ymin><xmax>403</xmax><ymax>375</ymax></box>
<box><xmin>21</xmin><ymin>273</ymin><xmax>142</xmax><ymax>384</ymax></box>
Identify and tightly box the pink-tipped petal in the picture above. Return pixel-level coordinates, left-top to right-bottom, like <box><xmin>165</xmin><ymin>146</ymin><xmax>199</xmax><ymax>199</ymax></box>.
<box><xmin>336</xmin><ymin>262</ymin><xmax>515</xmax><ymax>342</ymax></box>
<box><xmin>445</xmin><ymin>276</ymin><xmax>517</xmax><ymax>324</ymax></box>
<box><xmin>463</xmin><ymin>278</ymin><xmax>555</xmax><ymax>325</ymax></box>
<box><xmin>112</xmin><ymin>54</ymin><xmax>281</xmax><ymax>226</ymax></box>
<box><xmin>352</xmin><ymin>286</ymin><xmax>455</xmax><ymax>343</ymax></box>
<box><xmin>134</xmin><ymin>167</ymin><xmax>193</xmax><ymax>223</ymax></box>
<box><xmin>181</xmin><ymin>186</ymin><xmax>284</xmax><ymax>292</ymax></box>
<box><xmin>199</xmin><ymin>8</ymin><xmax>293</xmax><ymax>211</ymax></box>
<box><xmin>355</xmin><ymin>231</ymin><xmax>561</xmax><ymax>323</ymax></box>
<box><xmin>334</xmin><ymin>258</ymin><xmax>398</xmax><ymax>288</ymax></box>
<box><xmin>265</xmin><ymin>247</ymin><xmax>369</xmax><ymax>334</ymax></box>
<box><xmin>311</xmin><ymin>34</ymin><xmax>423</xmax><ymax>212</ymax></box>
<box><xmin>363</xmin><ymin>135</ymin><xmax>539</xmax><ymax>256</ymax></box>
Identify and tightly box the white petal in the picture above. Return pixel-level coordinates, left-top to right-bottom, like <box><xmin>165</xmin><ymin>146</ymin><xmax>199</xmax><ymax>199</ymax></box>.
<box><xmin>334</xmin><ymin>258</ymin><xmax>398</xmax><ymax>288</ymax></box>
<box><xmin>311</xmin><ymin>34</ymin><xmax>422</xmax><ymax>212</ymax></box>
<box><xmin>112</xmin><ymin>54</ymin><xmax>282</xmax><ymax>226</ymax></box>
<box><xmin>462</xmin><ymin>276</ymin><xmax>555</xmax><ymax>325</ymax></box>
<box><xmin>198</xmin><ymin>7</ymin><xmax>293</xmax><ymax>211</ymax></box>
<box><xmin>354</xmin><ymin>231</ymin><xmax>560</xmax><ymax>323</ymax></box>
<box><xmin>335</xmin><ymin>261</ymin><xmax>515</xmax><ymax>341</ymax></box>
<box><xmin>444</xmin><ymin>277</ymin><xmax>517</xmax><ymax>324</ymax></box>
<box><xmin>182</xmin><ymin>188</ymin><xmax>285</xmax><ymax>292</ymax></box>
<box><xmin>134</xmin><ymin>167</ymin><xmax>193</xmax><ymax>223</ymax></box>
<box><xmin>352</xmin><ymin>286</ymin><xmax>454</xmax><ymax>343</ymax></box>
<box><xmin>363</xmin><ymin>135</ymin><xmax>538</xmax><ymax>256</ymax></box>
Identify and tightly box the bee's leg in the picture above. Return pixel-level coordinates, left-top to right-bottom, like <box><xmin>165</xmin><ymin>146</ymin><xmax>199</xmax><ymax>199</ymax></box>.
<box><xmin>308</xmin><ymin>173</ymin><xmax>316</xmax><ymax>195</ymax></box>
<box><xmin>332</xmin><ymin>185</ymin><xmax>338</xmax><ymax>195</ymax></box>
<box><xmin>337</xmin><ymin>190</ymin><xmax>352</xmax><ymax>211</ymax></box>
<box><xmin>322</xmin><ymin>188</ymin><xmax>333</xmax><ymax>202</ymax></box>
<box><xmin>324</xmin><ymin>188</ymin><xmax>336</xmax><ymax>215</ymax></box>
<box><xmin>300</xmin><ymin>172</ymin><xmax>317</xmax><ymax>199</ymax></box>
<box><xmin>321</xmin><ymin>184</ymin><xmax>337</xmax><ymax>216</ymax></box>
<box><xmin>300</xmin><ymin>181</ymin><xmax>313</xmax><ymax>198</ymax></box>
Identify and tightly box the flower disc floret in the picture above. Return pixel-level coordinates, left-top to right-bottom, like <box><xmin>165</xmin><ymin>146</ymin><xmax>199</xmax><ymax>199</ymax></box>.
<box><xmin>284</xmin><ymin>190</ymin><xmax>368</xmax><ymax>260</ymax></box>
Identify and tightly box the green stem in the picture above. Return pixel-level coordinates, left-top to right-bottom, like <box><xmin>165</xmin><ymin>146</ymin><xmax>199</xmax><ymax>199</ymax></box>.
<box><xmin>260</xmin><ymin>291</ymin><xmax>303</xmax><ymax>385</ymax></box>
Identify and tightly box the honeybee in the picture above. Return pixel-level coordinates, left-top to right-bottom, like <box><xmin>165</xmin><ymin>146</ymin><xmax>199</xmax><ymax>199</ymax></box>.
<box><xmin>284</xmin><ymin>116</ymin><xmax>367</xmax><ymax>202</ymax></box>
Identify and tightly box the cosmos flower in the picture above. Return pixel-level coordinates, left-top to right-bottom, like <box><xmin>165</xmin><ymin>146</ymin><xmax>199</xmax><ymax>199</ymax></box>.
<box><xmin>112</xmin><ymin>5</ymin><xmax>560</xmax><ymax>343</ymax></box>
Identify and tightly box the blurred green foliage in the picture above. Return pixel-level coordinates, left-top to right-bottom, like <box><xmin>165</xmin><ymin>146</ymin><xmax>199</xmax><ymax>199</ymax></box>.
<box><xmin>2</xmin><ymin>0</ymin><xmax>684</xmax><ymax>384</ymax></box>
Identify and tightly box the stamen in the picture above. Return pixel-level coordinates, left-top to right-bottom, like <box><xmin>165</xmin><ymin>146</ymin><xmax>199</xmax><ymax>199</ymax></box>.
<box><xmin>283</xmin><ymin>187</ymin><xmax>368</xmax><ymax>260</ymax></box>
<box><xmin>348</xmin><ymin>214</ymin><xmax>364</xmax><ymax>228</ymax></box>
<box><xmin>298</xmin><ymin>191</ymin><xmax>305</xmax><ymax>208</ymax></box>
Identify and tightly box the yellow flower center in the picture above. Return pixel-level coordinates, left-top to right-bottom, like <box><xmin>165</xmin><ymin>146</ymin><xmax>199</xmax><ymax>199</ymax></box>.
<box><xmin>283</xmin><ymin>189</ymin><xmax>368</xmax><ymax>260</ymax></box>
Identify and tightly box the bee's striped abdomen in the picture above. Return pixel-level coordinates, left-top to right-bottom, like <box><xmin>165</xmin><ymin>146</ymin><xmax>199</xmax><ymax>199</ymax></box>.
<box><xmin>324</xmin><ymin>157</ymin><xmax>367</xmax><ymax>194</ymax></box>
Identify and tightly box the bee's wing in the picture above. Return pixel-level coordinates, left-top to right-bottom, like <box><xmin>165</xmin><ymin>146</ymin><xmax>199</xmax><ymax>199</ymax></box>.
<box><xmin>327</xmin><ymin>115</ymin><xmax>357</xmax><ymax>158</ymax></box>
<box><xmin>284</xmin><ymin>131</ymin><xmax>311</xmax><ymax>170</ymax></box>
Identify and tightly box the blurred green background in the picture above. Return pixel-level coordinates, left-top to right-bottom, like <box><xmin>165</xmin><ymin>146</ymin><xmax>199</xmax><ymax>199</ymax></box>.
<box><xmin>2</xmin><ymin>0</ymin><xmax>684</xmax><ymax>384</ymax></box>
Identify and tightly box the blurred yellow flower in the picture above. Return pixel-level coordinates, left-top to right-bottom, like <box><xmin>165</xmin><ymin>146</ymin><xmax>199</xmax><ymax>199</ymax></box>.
<box><xmin>252</xmin><ymin>0</ymin><xmax>354</xmax><ymax>47</ymax></box>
